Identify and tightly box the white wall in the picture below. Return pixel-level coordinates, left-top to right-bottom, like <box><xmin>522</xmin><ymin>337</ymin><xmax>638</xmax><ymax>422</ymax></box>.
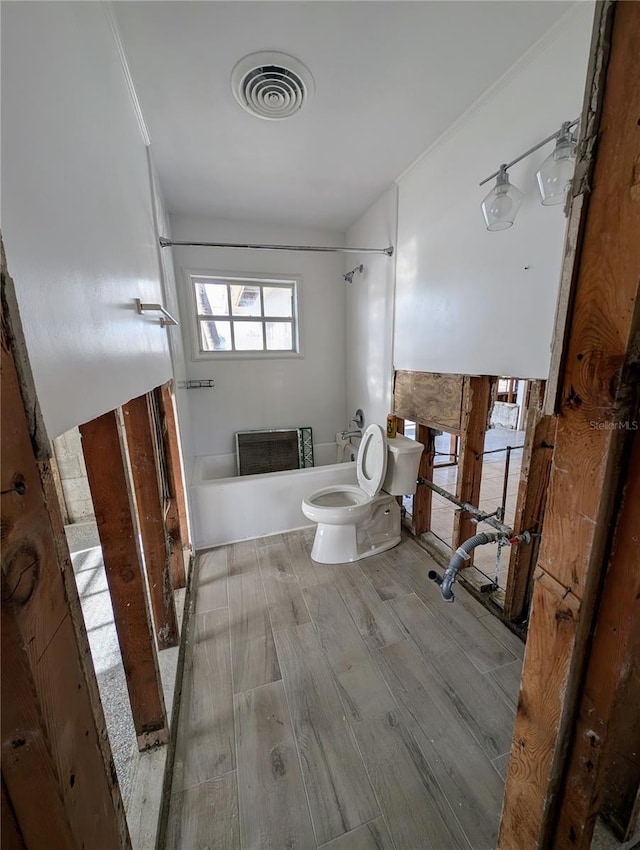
<box><xmin>169</xmin><ymin>215</ymin><xmax>348</xmax><ymax>468</ymax></box>
<box><xmin>1</xmin><ymin>2</ymin><xmax>173</xmax><ymax>438</ymax></box>
<box><xmin>148</xmin><ymin>158</ymin><xmax>196</xmax><ymax>485</ymax></box>
<box><xmin>345</xmin><ymin>187</ymin><xmax>398</xmax><ymax>429</ymax></box>
<box><xmin>394</xmin><ymin>4</ymin><xmax>594</xmax><ymax>379</ymax></box>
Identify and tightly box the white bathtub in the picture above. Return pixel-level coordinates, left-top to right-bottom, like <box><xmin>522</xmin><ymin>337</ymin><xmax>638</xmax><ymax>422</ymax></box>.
<box><xmin>190</xmin><ymin>447</ymin><xmax>357</xmax><ymax>549</ymax></box>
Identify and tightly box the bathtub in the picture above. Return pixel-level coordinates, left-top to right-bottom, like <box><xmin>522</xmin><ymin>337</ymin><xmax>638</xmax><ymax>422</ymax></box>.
<box><xmin>190</xmin><ymin>445</ymin><xmax>357</xmax><ymax>549</ymax></box>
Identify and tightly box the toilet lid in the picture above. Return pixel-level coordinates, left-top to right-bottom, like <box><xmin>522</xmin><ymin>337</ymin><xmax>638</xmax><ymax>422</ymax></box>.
<box><xmin>356</xmin><ymin>424</ymin><xmax>388</xmax><ymax>497</ymax></box>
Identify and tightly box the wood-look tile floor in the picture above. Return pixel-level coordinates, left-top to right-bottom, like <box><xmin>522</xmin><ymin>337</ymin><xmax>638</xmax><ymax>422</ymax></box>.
<box><xmin>165</xmin><ymin>530</ymin><xmax>523</xmax><ymax>850</ymax></box>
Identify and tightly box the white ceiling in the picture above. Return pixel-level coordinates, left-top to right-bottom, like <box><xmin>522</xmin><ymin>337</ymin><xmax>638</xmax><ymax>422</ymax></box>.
<box><xmin>114</xmin><ymin>1</ymin><xmax>573</xmax><ymax>231</ymax></box>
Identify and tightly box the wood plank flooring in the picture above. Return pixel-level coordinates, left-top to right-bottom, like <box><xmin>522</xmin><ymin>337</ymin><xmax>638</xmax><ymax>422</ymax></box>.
<box><xmin>166</xmin><ymin>532</ymin><xmax>524</xmax><ymax>850</ymax></box>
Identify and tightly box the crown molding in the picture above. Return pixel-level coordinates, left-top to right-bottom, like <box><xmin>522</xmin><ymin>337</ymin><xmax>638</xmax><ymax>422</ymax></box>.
<box><xmin>102</xmin><ymin>1</ymin><xmax>151</xmax><ymax>147</ymax></box>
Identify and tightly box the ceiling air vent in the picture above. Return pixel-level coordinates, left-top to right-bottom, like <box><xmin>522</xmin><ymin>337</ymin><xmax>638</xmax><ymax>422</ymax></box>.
<box><xmin>231</xmin><ymin>51</ymin><xmax>314</xmax><ymax>121</ymax></box>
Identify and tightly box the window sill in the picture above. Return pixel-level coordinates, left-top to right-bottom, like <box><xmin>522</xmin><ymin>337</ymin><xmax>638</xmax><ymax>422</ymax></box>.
<box><xmin>191</xmin><ymin>350</ymin><xmax>304</xmax><ymax>362</ymax></box>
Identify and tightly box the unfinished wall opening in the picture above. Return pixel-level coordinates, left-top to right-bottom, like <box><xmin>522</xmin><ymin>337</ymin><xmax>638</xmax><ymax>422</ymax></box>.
<box><xmin>48</xmin><ymin>387</ymin><xmax>191</xmax><ymax>814</ymax></box>
<box><xmin>393</xmin><ymin>370</ymin><xmax>547</xmax><ymax>619</ymax></box>
<box><xmin>52</xmin><ymin>426</ymin><xmax>140</xmax><ymax>796</ymax></box>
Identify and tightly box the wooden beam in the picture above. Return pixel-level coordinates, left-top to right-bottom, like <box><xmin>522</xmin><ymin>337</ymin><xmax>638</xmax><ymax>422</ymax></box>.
<box><xmin>504</xmin><ymin>381</ymin><xmax>556</xmax><ymax>621</ymax></box>
<box><xmin>157</xmin><ymin>383</ymin><xmax>190</xmax><ymax>589</ymax></box>
<box><xmin>555</xmin><ymin>428</ymin><xmax>640</xmax><ymax>847</ymax></box>
<box><xmin>412</xmin><ymin>425</ymin><xmax>434</xmax><ymax>536</ymax></box>
<box><xmin>1</xmin><ymin>242</ymin><xmax>130</xmax><ymax>847</ymax></box>
<box><xmin>48</xmin><ymin>445</ymin><xmax>69</xmax><ymax>525</ymax></box>
<box><xmin>499</xmin><ymin>3</ymin><xmax>640</xmax><ymax>846</ymax></box>
<box><xmin>453</xmin><ymin>376</ymin><xmax>492</xmax><ymax>555</ymax></box>
<box><xmin>501</xmin><ymin>570</ymin><xmax>582</xmax><ymax>847</ymax></box>
<box><xmin>80</xmin><ymin>410</ymin><xmax>169</xmax><ymax>751</ymax></box>
<box><xmin>122</xmin><ymin>394</ymin><xmax>179</xmax><ymax>650</ymax></box>
<box><xmin>2</xmin><ymin>575</ymin><xmax>76</xmax><ymax>850</ymax></box>
<box><xmin>394</xmin><ymin>371</ymin><xmax>464</xmax><ymax>434</ymax></box>
<box><xmin>601</xmin><ymin>680</ymin><xmax>640</xmax><ymax>842</ymax></box>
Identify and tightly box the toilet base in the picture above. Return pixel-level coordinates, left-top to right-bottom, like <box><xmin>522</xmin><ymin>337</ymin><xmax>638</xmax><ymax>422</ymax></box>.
<box><xmin>309</xmin><ymin>495</ymin><xmax>401</xmax><ymax>564</ymax></box>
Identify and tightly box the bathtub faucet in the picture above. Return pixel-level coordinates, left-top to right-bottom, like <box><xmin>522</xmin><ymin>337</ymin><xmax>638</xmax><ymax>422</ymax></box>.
<box><xmin>340</xmin><ymin>429</ymin><xmax>362</xmax><ymax>440</ymax></box>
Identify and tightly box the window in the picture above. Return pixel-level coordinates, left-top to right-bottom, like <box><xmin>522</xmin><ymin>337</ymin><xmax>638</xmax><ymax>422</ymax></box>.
<box><xmin>190</xmin><ymin>274</ymin><xmax>299</xmax><ymax>356</ymax></box>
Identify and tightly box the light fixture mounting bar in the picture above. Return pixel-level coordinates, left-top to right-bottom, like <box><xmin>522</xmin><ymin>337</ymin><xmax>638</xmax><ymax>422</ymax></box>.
<box><xmin>479</xmin><ymin>117</ymin><xmax>580</xmax><ymax>187</ymax></box>
<box><xmin>159</xmin><ymin>238</ymin><xmax>394</xmax><ymax>257</ymax></box>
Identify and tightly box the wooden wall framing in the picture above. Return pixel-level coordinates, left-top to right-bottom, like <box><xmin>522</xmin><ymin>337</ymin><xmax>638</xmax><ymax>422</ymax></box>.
<box><xmin>80</xmin><ymin>410</ymin><xmax>169</xmax><ymax>751</ymax></box>
<box><xmin>500</xmin><ymin>2</ymin><xmax>640</xmax><ymax>846</ymax></box>
<box><xmin>1</xmin><ymin>242</ymin><xmax>131</xmax><ymax>847</ymax></box>
<box><xmin>122</xmin><ymin>393</ymin><xmax>179</xmax><ymax>650</ymax></box>
<box><xmin>156</xmin><ymin>382</ymin><xmax>191</xmax><ymax>589</ymax></box>
<box><xmin>393</xmin><ymin>372</ymin><xmax>494</xmax><ymax>565</ymax></box>
<box><xmin>453</xmin><ymin>376</ymin><xmax>493</xmax><ymax>553</ymax></box>
<box><xmin>503</xmin><ymin>381</ymin><xmax>556</xmax><ymax>621</ymax></box>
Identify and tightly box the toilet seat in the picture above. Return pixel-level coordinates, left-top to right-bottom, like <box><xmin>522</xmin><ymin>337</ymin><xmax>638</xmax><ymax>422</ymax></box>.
<box><xmin>307</xmin><ymin>485</ymin><xmax>370</xmax><ymax>510</ymax></box>
<box><xmin>356</xmin><ymin>424</ymin><xmax>388</xmax><ymax>497</ymax></box>
<box><xmin>301</xmin><ymin>425</ymin><xmax>388</xmax><ymax>528</ymax></box>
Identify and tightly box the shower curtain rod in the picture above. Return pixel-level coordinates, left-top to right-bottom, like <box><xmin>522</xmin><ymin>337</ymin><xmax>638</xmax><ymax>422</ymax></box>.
<box><xmin>159</xmin><ymin>237</ymin><xmax>394</xmax><ymax>257</ymax></box>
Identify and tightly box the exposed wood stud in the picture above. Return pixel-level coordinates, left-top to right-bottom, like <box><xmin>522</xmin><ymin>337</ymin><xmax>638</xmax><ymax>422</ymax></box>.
<box><xmin>122</xmin><ymin>394</ymin><xmax>179</xmax><ymax>650</ymax></box>
<box><xmin>1</xmin><ymin>239</ymin><xmax>130</xmax><ymax>847</ymax></box>
<box><xmin>500</xmin><ymin>2</ymin><xmax>640</xmax><ymax>846</ymax></box>
<box><xmin>48</xmin><ymin>445</ymin><xmax>69</xmax><ymax>525</ymax></box>
<box><xmin>157</xmin><ymin>382</ymin><xmax>191</xmax><ymax>589</ymax></box>
<box><xmin>1</xmin><ymin>576</ymin><xmax>77</xmax><ymax>850</ymax></box>
<box><xmin>556</xmin><ymin>429</ymin><xmax>640</xmax><ymax>847</ymax></box>
<box><xmin>412</xmin><ymin>425</ymin><xmax>434</xmax><ymax>536</ymax></box>
<box><xmin>80</xmin><ymin>410</ymin><xmax>169</xmax><ymax>751</ymax></box>
<box><xmin>504</xmin><ymin>380</ymin><xmax>556</xmax><ymax>622</ymax></box>
<box><xmin>453</xmin><ymin>376</ymin><xmax>493</xmax><ymax>556</ymax></box>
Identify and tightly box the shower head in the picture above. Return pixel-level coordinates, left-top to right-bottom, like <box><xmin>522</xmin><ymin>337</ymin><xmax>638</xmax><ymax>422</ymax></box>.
<box><xmin>343</xmin><ymin>264</ymin><xmax>364</xmax><ymax>283</ymax></box>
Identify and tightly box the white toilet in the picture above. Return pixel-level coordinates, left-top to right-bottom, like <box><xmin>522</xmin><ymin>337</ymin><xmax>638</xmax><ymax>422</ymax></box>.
<box><xmin>302</xmin><ymin>424</ymin><xmax>424</xmax><ymax>564</ymax></box>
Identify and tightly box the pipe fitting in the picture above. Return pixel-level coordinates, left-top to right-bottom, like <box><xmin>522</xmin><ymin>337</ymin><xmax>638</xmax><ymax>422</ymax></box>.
<box><xmin>429</xmin><ymin>532</ymin><xmax>500</xmax><ymax>602</ymax></box>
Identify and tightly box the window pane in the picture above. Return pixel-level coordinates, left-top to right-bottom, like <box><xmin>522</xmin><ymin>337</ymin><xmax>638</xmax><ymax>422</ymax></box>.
<box><xmin>266</xmin><ymin>321</ymin><xmax>293</xmax><ymax>351</ymax></box>
<box><xmin>230</xmin><ymin>284</ymin><xmax>261</xmax><ymax>316</ymax></box>
<box><xmin>195</xmin><ymin>282</ymin><xmax>228</xmax><ymax>316</ymax></box>
<box><xmin>234</xmin><ymin>321</ymin><xmax>264</xmax><ymax>350</ymax></box>
<box><xmin>200</xmin><ymin>320</ymin><xmax>231</xmax><ymax>351</ymax></box>
<box><xmin>263</xmin><ymin>286</ymin><xmax>293</xmax><ymax>317</ymax></box>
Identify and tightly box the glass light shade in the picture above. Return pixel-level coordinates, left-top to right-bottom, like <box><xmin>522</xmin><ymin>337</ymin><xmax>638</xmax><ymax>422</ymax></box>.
<box><xmin>536</xmin><ymin>137</ymin><xmax>576</xmax><ymax>205</ymax></box>
<box><xmin>481</xmin><ymin>168</ymin><xmax>523</xmax><ymax>231</ymax></box>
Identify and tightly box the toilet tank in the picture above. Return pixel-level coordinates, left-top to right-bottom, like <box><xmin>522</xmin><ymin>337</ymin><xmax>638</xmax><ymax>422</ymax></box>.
<box><xmin>382</xmin><ymin>433</ymin><xmax>425</xmax><ymax>495</ymax></box>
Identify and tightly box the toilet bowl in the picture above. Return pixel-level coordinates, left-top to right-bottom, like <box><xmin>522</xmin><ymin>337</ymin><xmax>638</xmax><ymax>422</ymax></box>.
<box><xmin>302</xmin><ymin>424</ymin><xmax>424</xmax><ymax>564</ymax></box>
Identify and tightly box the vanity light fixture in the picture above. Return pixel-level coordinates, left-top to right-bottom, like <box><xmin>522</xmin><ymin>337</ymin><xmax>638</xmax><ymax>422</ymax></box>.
<box><xmin>480</xmin><ymin>118</ymin><xmax>579</xmax><ymax>230</ymax></box>
<box><xmin>480</xmin><ymin>165</ymin><xmax>523</xmax><ymax>231</ymax></box>
<box><xmin>536</xmin><ymin>121</ymin><xmax>577</xmax><ymax>205</ymax></box>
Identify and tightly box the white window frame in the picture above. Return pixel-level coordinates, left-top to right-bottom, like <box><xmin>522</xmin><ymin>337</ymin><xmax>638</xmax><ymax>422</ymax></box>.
<box><xmin>185</xmin><ymin>269</ymin><xmax>303</xmax><ymax>361</ymax></box>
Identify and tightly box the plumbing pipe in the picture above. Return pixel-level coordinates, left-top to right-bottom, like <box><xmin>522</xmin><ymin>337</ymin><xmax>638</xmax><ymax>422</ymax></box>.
<box><xmin>428</xmin><ymin>532</ymin><xmax>500</xmax><ymax>602</ymax></box>
<box><xmin>417</xmin><ymin>477</ymin><xmax>514</xmax><ymax>536</ymax></box>
<box><xmin>428</xmin><ymin>530</ymin><xmax>534</xmax><ymax>602</ymax></box>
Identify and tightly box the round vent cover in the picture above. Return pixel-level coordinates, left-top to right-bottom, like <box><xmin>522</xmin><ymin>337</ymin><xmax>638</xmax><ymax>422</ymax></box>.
<box><xmin>231</xmin><ymin>51</ymin><xmax>314</xmax><ymax>120</ymax></box>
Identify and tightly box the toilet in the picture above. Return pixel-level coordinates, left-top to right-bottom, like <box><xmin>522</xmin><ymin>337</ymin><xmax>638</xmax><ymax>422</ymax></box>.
<box><xmin>302</xmin><ymin>424</ymin><xmax>424</xmax><ymax>564</ymax></box>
